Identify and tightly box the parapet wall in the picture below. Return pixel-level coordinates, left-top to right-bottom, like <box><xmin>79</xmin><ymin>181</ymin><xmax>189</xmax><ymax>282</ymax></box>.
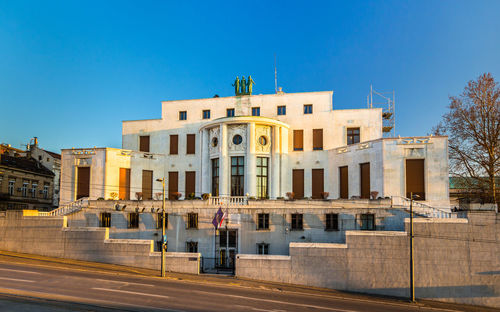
<box><xmin>236</xmin><ymin>212</ymin><xmax>500</xmax><ymax>308</ymax></box>
<box><xmin>0</xmin><ymin>210</ymin><xmax>200</xmax><ymax>275</ymax></box>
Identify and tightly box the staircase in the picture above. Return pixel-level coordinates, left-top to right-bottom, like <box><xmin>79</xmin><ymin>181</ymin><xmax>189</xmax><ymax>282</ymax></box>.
<box><xmin>39</xmin><ymin>197</ymin><xmax>89</xmax><ymax>216</ymax></box>
<box><xmin>391</xmin><ymin>196</ymin><xmax>456</xmax><ymax>218</ymax></box>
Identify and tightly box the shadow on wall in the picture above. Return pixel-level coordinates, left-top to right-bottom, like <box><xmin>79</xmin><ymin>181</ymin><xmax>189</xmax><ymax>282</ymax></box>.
<box><xmin>357</xmin><ymin>285</ymin><xmax>497</xmax><ymax>299</ymax></box>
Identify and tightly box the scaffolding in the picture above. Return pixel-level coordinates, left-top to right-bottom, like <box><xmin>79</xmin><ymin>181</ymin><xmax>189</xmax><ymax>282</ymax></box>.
<box><xmin>367</xmin><ymin>85</ymin><xmax>395</xmax><ymax>137</ymax></box>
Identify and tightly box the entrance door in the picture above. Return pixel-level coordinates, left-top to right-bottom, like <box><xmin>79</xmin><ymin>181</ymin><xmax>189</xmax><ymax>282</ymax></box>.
<box><xmin>76</xmin><ymin>167</ymin><xmax>90</xmax><ymax>199</ymax></box>
<box><xmin>218</xmin><ymin>229</ymin><xmax>237</xmax><ymax>270</ymax></box>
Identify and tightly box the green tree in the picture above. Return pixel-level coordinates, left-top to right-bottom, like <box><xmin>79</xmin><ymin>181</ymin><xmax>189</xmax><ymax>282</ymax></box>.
<box><xmin>434</xmin><ymin>73</ymin><xmax>500</xmax><ymax>204</ymax></box>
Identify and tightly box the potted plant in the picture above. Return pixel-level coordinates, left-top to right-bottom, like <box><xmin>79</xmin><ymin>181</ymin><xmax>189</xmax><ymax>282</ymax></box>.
<box><xmin>370</xmin><ymin>191</ymin><xmax>379</xmax><ymax>200</ymax></box>
<box><xmin>135</xmin><ymin>192</ymin><xmax>143</xmax><ymax>201</ymax></box>
<box><xmin>286</xmin><ymin>192</ymin><xmax>295</xmax><ymax>200</ymax></box>
<box><xmin>320</xmin><ymin>192</ymin><xmax>329</xmax><ymax>200</ymax></box>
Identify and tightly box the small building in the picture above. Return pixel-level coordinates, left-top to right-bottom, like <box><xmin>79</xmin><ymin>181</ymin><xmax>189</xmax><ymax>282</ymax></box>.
<box><xmin>0</xmin><ymin>154</ymin><xmax>55</xmax><ymax>211</ymax></box>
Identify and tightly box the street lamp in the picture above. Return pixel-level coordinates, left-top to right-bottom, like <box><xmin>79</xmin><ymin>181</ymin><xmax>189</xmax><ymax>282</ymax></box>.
<box><xmin>409</xmin><ymin>192</ymin><xmax>420</xmax><ymax>303</ymax></box>
<box><xmin>156</xmin><ymin>178</ymin><xmax>166</xmax><ymax>277</ymax></box>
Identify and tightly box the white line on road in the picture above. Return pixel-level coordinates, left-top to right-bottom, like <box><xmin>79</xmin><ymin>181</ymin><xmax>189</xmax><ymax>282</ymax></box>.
<box><xmin>0</xmin><ymin>277</ymin><xmax>35</xmax><ymax>283</ymax></box>
<box><xmin>92</xmin><ymin>287</ymin><xmax>170</xmax><ymax>299</ymax></box>
<box><xmin>0</xmin><ymin>268</ymin><xmax>42</xmax><ymax>275</ymax></box>
<box><xmin>191</xmin><ymin>290</ymin><xmax>359</xmax><ymax>312</ymax></box>
<box><xmin>94</xmin><ymin>278</ymin><xmax>154</xmax><ymax>287</ymax></box>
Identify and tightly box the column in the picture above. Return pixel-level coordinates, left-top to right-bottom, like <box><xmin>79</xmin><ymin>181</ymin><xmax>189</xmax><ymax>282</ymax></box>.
<box><xmin>200</xmin><ymin>129</ymin><xmax>210</xmax><ymax>194</ymax></box>
<box><xmin>280</xmin><ymin>127</ymin><xmax>290</xmax><ymax>197</ymax></box>
<box><xmin>270</xmin><ymin>126</ymin><xmax>280</xmax><ymax>199</ymax></box>
<box><xmin>220</xmin><ymin>124</ymin><xmax>229</xmax><ymax>197</ymax></box>
<box><xmin>246</xmin><ymin>122</ymin><xmax>256</xmax><ymax>197</ymax></box>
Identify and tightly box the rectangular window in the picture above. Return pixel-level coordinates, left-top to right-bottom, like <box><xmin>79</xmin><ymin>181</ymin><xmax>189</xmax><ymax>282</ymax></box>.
<box><xmin>231</xmin><ymin>156</ymin><xmax>244</xmax><ymax>196</ymax></box>
<box><xmin>100</xmin><ymin>212</ymin><xmax>111</xmax><ymax>227</ymax></box>
<box><xmin>347</xmin><ymin>128</ymin><xmax>360</xmax><ymax>145</ymax></box>
<box><xmin>43</xmin><ymin>184</ymin><xmax>49</xmax><ymax>199</ymax></box>
<box><xmin>227</xmin><ymin>108</ymin><xmax>235</xmax><ymax>117</ymax></box>
<box><xmin>21</xmin><ymin>181</ymin><xmax>28</xmax><ymax>197</ymax></box>
<box><xmin>257</xmin><ymin>213</ymin><xmax>269</xmax><ymax>230</ymax></box>
<box><xmin>211</xmin><ymin>158</ymin><xmax>219</xmax><ymax>196</ymax></box>
<box><xmin>139</xmin><ymin>135</ymin><xmax>150</xmax><ymax>152</ymax></box>
<box><xmin>186</xmin><ymin>241</ymin><xmax>198</xmax><ymax>253</ymax></box>
<box><xmin>311</xmin><ymin>169</ymin><xmax>324</xmax><ymax>199</ymax></box>
<box><xmin>128</xmin><ymin>212</ymin><xmax>139</xmax><ymax>229</ymax></box>
<box><xmin>169</xmin><ymin>135</ymin><xmax>178</xmax><ymax>155</ymax></box>
<box><xmin>8</xmin><ymin>180</ymin><xmax>15</xmax><ymax>195</ymax></box>
<box><xmin>76</xmin><ymin>167</ymin><xmax>90</xmax><ymax>200</ymax></box>
<box><xmin>179</xmin><ymin>111</ymin><xmax>187</xmax><ymax>120</ymax></box>
<box><xmin>168</xmin><ymin>171</ymin><xmax>178</xmax><ymax>200</ymax></box>
<box><xmin>31</xmin><ymin>183</ymin><xmax>37</xmax><ymax>198</ymax></box>
<box><xmin>257</xmin><ymin>243</ymin><xmax>269</xmax><ymax>255</ymax></box>
<box><xmin>406</xmin><ymin>159</ymin><xmax>425</xmax><ymax>200</ymax></box>
<box><xmin>256</xmin><ymin>157</ymin><xmax>269</xmax><ymax>199</ymax></box>
<box><xmin>304</xmin><ymin>104</ymin><xmax>313</xmax><ymax>114</ymax></box>
<box><xmin>186</xmin><ymin>134</ymin><xmax>196</xmax><ymax>154</ymax></box>
<box><xmin>277</xmin><ymin>105</ymin><xmax>286</xmax><ymax>115</ymax></box>
<box><xmin>293</xmin><ymin>130</ymin><xmax>303</xmax><ymax>151</ymax></box>
<box><xmin>142</xmin><ymin>170</ymin><xmax>153</xmax><ymax>200</ymax></box>
<box><xmin>252</xmin><ymin>107</ymin><xmax>260</xmax><ymax>116</ymax></box>
<box><xmin>292</xmin><ymin>169</ymin><xmax>304</xmax><ymax>199</ymax></box>
<box><xmin>360</xmin><ymin>214</ymin><xmax>375</xmax><ymax>230</ymax></box>
<box><xmin>185</xmin><ymin>171</ymin><xmax>196</xmax><ymax>198</ymax></box>
<box><xmin>360</xmin><ymin>163</ymin><xmax>370</xmax><ymax>199</ymax></box>
<box><xmin>187</xmin><ymin>213</ymin><xmax>198</xmax><ymax>229</ymax></box>
<box><xmin>291</xmin><ymin>213</ymin><xmax>303</xmax><ymax>230</ymax></box>
<box><xmin>313</xmin><ymin>129</ymin><xmax>323</xmax><ymax>150</ymax></box>
<box><xmin>325</xmin><ymin>213</ymin><xmax>339</xmax><ymax>231</ymax></box>
<box><xmin>157</xmin><ymin>213</ymin><xmax>168</xmax><ymax>229</ymax></box>
<box><xmin>202</xmin><ymin>110</ymin><xmax>211</xmax><ymax>119</ymax></box>
<box><xmin>119</xmin><ymin>168</ymin><xmax>130</xmax><ymax>200</ymax></box>
<box><xmin>339</xmin><ymin>166</ymin><xmax>348</xmax><ymax>199</ymax></box>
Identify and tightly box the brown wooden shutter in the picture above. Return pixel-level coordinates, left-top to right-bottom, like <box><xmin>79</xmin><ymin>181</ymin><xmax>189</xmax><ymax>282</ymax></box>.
<box><xmin>406</xmin><ymin>159</ymin><xmax>425</xmax><ymax>199</ymax></box>
<box><xmin>293</xmin><ymin>130</ymin><xmax>303</xmax><ymax>151</ymax></box>
<box><xmin>142</xmin><ymin>170</ymin><xmax>153</xmax><ymax>200</ymax></box>
<box><xmin>139</xmin><ymin>136</ymin><xmax>150</xmax><ymax>152</ymax></box>
<box><xmin>119</xmin><ymin>168</ymin><xmax>130</xmax><ymax>200</ymax></box>
<box><xmin>339</xmin><ymin>166</ymin><xmax>348</xmax><ymax>199</ymax></box>
<box><xmin>360</xmin><ymin>163</ymin><xmax>370</xmax><ymax>199</ymax></box>
<box><xmin>76</xmin><ymin>167</ymin><xmax>90</xmax><ymax>199</ymax></box>
<box><xmin>168</xmin><ymin>171</ymin><xmax>178</xmax><ymax>200</ymax></box>
<box><xmin>292</xmin><ymin>169</ymin><xmax>304</xmax><ymax>199</ymax></box>
<box><xmin>313</xmin><ymin>129</ymin><xmax>323</xmax><ymax>150</ymax></box>
<box><xmin>170</xmin><ymin>135</ymin><xmax>178</xmax><ymax>155</ymax></box>
<box><xmin>185</xmin><ymin>171</ymin><xmax>195</xmax><ymax>197</ymax></box>
<box><xmin>186</xmin><ymin>134</ymin><xmax>195</xmax><ymax>155</ymax></box>
<box><xmin>311</xmin><ymin>169</ymin><xmax>324</xmax><ymax>199</ymax></box>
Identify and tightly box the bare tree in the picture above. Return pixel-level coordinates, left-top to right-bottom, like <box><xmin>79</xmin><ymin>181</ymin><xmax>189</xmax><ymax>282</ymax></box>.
<box><xmin>434</xmin><ymin>73</ymin><xmax>500</xmax><ymax>204</ymax></box>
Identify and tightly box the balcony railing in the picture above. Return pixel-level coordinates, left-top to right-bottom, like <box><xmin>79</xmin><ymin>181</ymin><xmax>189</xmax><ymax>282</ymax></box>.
<box><xmin>208</xmin><ymin>195</ymin><xmax>248</xmax><ymax>206</ymax></box>
<box><xmin>391</xmin><ymin>196</ymin><xmax>456</xmax><ymax>218</ymax></box>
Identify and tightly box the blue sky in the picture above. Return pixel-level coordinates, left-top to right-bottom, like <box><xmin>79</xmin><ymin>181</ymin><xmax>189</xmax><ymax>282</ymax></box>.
<box><xmin>1</xmin><ymin>1</ymin><xmax>499</xmax><ymax>153</ymax></box>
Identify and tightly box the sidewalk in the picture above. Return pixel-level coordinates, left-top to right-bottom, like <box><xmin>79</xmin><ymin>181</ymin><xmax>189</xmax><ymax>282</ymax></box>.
<box><xmin>0</xmin><ymin>250</ymin><xmax>496</xmax><ymax>312</ymax></box>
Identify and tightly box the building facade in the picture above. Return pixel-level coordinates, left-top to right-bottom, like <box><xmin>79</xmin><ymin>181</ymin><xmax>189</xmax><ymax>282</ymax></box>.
<box><xmin>0</xmin><ymin>154</ymin><xmax>55</xmax><ymax>211</ymax></box>
<box><xmin>61</xmin><ymin>91</ymin><xmax>449</xmax><ymax>207</ymax></box>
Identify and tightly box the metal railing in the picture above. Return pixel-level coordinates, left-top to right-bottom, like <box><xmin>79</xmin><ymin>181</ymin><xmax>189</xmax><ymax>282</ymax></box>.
<box><xmin>207</xmin><ymin>196</ymin><xmax>248</xmax><ymax>206</ymax></box>
<box><xmin>391</xmin><ymin>196</ymin><xmax>456</xmax><ymax>218</ymax></box>
<box><xmin>41</xmin><ymin>197</ymin><xmax>89</xmax><ymax>216</ymax></box>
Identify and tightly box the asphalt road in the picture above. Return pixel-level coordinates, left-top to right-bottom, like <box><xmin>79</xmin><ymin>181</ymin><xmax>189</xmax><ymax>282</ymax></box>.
<box><xmin>0</xmin><ymin>259</ymin><xmax>479</xmax><ymax>312</ymax></box>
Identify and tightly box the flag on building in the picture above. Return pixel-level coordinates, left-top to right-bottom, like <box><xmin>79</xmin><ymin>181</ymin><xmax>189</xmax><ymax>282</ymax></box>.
<box><xmin>212</xmin><ymin>207</ymin><xmax>225</xmax><ymax>229</ymax></box>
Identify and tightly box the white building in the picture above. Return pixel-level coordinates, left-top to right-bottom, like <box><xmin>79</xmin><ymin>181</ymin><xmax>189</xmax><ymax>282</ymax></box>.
<box><xmin>61</xmin><ymin>90</ymin><xmax>449</xmax><ymax>207</ymax></box>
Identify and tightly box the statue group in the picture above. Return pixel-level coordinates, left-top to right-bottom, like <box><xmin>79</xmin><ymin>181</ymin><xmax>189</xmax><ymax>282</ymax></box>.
<box><xmin>232</xmin><ymin>76</ymin><xmax>255</xmax><ymax>96</ymax></box>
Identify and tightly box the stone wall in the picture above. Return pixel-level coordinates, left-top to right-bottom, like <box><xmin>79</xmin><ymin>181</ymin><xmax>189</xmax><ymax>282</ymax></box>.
<box><xmin>236</xmin><ymin>212</ymin><xmax>500</xmax><ymax>308</ymax></box>
<box><xmin>0</xmin><ymin>210</ymin><xmax>200</xmax><ymax>275</ymax></box>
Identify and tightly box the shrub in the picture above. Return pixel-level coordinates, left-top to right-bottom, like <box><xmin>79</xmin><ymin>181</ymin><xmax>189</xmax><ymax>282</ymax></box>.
<box><xmin>201</xmin><ymin>193</ymin><xmax>210</xmax><ymax>200</ymax></box>
<box><xmin>172</xmin><ymin>192</ymin><xmax>182</xmax><ymax>200</ymax></box>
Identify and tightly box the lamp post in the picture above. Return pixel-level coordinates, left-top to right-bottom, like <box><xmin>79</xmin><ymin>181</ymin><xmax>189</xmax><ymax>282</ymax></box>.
<box><xmin>409</xmin><ymin>192</ymin><xmax>420</xmax><ymax>303</ymax></box>
<box><xmin>156</xmin><ymin>178</ymin><xmax>166</xmax><ymax>277</ymax></box>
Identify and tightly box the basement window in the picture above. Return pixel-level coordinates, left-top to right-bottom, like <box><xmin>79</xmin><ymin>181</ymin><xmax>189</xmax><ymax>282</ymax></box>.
<box><xmin>187</xmin><ymin>213</ymin><xmax>198</xmax><ymax>229</ymax></box>
<box><xmin>186</xmin><ymin>241</ymin><xmax>198</xmax><ymax>253</ymax></box>
<box><xmin>128</xmin><ymin>212</ymin><xmax>139</xmax><ymax>229</ymax></box>
<box><xmin>291</xmin><ymin>213</ymin><xmax>303</xmax><ymax>230</ymax></box>
<box><xmin>257</xmin><ymin>243</ymin><xmax>269</xmax><ymax>255</ymax></box>
<box><xmin>100</xmin><ymin>212</ymin><xmax>111</xmax><ymax>227</ymax></box>
<box><xmin>325</xmin><ymin>213</ymin><xmax>339</xmax><ymax>231</ymax></box>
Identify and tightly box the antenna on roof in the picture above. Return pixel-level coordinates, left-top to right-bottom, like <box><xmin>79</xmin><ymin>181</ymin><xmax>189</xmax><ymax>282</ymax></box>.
<box><xmin>368</xmin><ymin>85</ymin><xmax>396</xmax><ymax>137</ymax></box>
<box><xmin>274</xmin><ymin>54</ymin><xmax>278</xmax><ymax>94</ymax></box>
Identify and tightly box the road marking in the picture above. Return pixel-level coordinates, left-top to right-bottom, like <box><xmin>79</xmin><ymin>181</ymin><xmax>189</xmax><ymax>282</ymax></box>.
<box><xmin>92</xmin><ymin>287</ymin><xmax>170</xmax><ymax>299</ymax></box>
<box><xmin>0</xmin><ymin>277</ymin><xmax>35</xmax><ymax>283</ymax></box>
<box><xmin>94</xmin><ymin>278</ymin><xmax>154</xmax><ymax>287</ymax></box>
<box><xmin>0</xmin><ymin>268</ymin><xmax>41</xmax><ymax>275</ymax></box>
<box><xmin>191</xmin><ymin>290</ymin><xmax>358</xmax><ymax>312</ymax></box>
